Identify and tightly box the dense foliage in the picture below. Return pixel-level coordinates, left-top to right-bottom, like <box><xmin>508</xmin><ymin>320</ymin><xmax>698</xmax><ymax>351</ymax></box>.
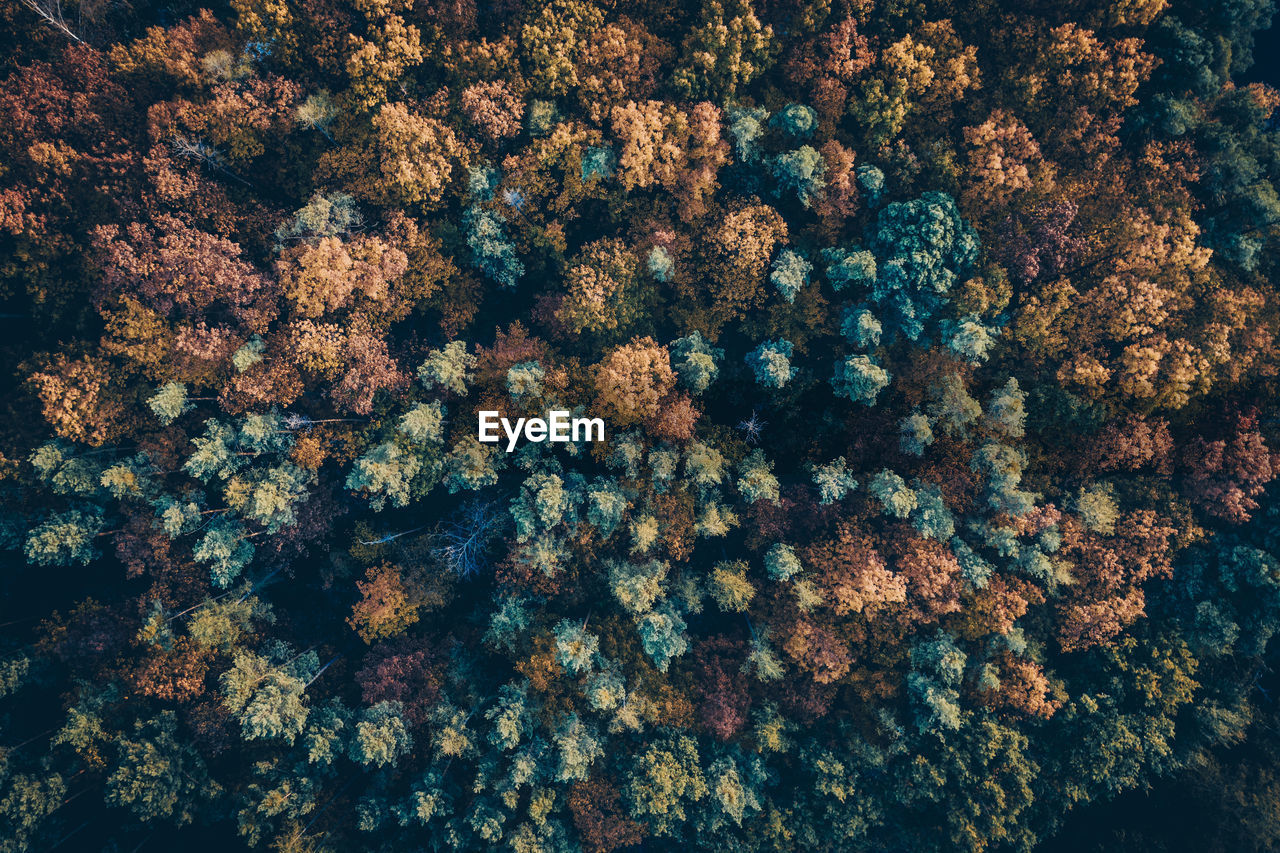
<box><xmin>2</xmin><ymin>0</ymin><xmax>1280</xmax><ymax>850</ymax></box>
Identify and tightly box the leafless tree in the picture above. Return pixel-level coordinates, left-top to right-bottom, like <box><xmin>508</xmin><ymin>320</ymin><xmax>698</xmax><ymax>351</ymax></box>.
<box><xmin>171</xmin><ymin>134</ymin><xmax>253</xmax><ymax>186</ymax></box>
<box><xmin>432</xmin><ymin>499</ymin><xmax>503</xmax><ymax>577</ymax></box>
<box><xmin>736</xmin><ymin>410</ymin><xmax>768</xmax><ymax>445</ymax></box>
<box><xmin>18</xmin><ymin>0</ymin><xmax>84</xmax><ymax>42</ymax></box>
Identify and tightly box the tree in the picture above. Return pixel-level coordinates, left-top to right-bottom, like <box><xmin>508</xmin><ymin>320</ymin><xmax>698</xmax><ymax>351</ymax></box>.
<box><xmin>347</xmin><ymin>442</ymin><xmax>425</xmax><ymax>510</ymax></box>
<box><xmin>555</xmin><ymin>714</ymin><xmax>604</xmax><ymax>782</ymax></box>
<box><xmin>745</xmin><ymin>339</ymin><xmax>795</xmax><ymax>388</ymax></box>
<box><xmin>783</xmin><ymin>16</ymin><xmax>873</xmax><ymax>119</ymax></box>
<box><xmin>442</xmin><ymin>437</ymin><xmax>503</xmax><ymax>493</ymax></box>
<box><xmin>690</xmin><ymin>203</ymin><xmax>787</xmax><ymax>332</ymax></box>
<box><xmin>520</xmin><ymin>0</ymin><xmax>605</xmax><ymax>97</ymax></box>
<box><xmin>28</xmin><ymin>356</ymin><xmax>128</xmax><ymax>447</ymax></box>
<box><xmin>727</xmin><ymin>105</ymin><xmax>768</xmax><ymax>162</ymax></box>
<box><xmin>709</xmin><ymin>561</ymin><xmax>755</xmax><ymax>611</ymax></box>
<box><xmin>278</xmin><ymin>234</ymin><xmax>409</xmax><ymax>318</ymax></box>
<box><xmin>149</xmin><ymin>381</ymin><xmax>192</xmax><ymax>425</ymax></box>
<box><xmin>558</xmin><ymin>239</ymin><xmax>647</xmax><ymax>337</ymax></box>
<box><xmin>220</xmin><ymin>648</ymin><xmax>315</xmax><ymax>744</ymax></box>
<box><xmin>554</xmin><ymin>619</ymin><xmax>599</xmax><ymax>676</ymax></box>
<box><xmin>812</xmin><ymin>457</ymin><xmax>858</xmax><ymax>504</ymax></box>
<box><xmin>609</xmin><ymin>99</ymin><xmax>731</xmax><ymax>220</ymax></box>
<box><xmin>461</xmin><ymin>80</ymin><xmax>525</xmax><ymax>142</ymax></box>
<box><xmin>575</xmin><ymin>18</ymin><xmax>671</xmax><ymax>123</ymax></box>
<box><xmin>670</xmin><ymin>331</ymin><xmax>724</xmax><ymax>394</ymax></box>
<box><xmin>463</xmin><ymin>204</ymin><xmax>525</xmax><ymax>289</ymax></box>
<box><xmin>349</xmin><ymin>564</ymin><xmax>420</xmax><ymax>643</ymax></box>
<box><xmin>625</xmin><ymin>735</ymin><xmax>708</xmax><ymax>836</ymax></box>
<box><xmin>899</xmin><ymin>413</ymin><xmax>934</xmax><ymax>456</ymax></box>
<box><xmin>648</xmin><ymin>246</ymin><xmax>675</xmax><ymax>282</ymax></box>
<box><xmin>737</xmin><ymin>450</ymin><xmax>780</xmax><ymax>504</ymax></box>
<box><xmin>275</xmin><ymin>192</ymin><xmax>362</xmax><ymax>245</ymax></box>
<box><xmin>761</xmin><ymin>543</ymin><xmax>802</xmax><ymax>584</ymax></box>
<box><xmin>92</xmin><ymin>215</ymin><xmax>278</xmax><ymax>332</ymax></box>
<box><xmin>327</xmin><ymin>103</ymin><xmax>465</xmax><ymax>209</ymax></box>
<box><xmin>350</xmin><ymin>701</ymin><xmax>413</xmax><ymax>767</ymax></box>
<box><xmin>866</xmin><ymin>191</ymin><xmax>980</xmax><ymax>342</ymax></box>
<box><xmin>770</xmin><ymin>249</ymin><xmax>811</xmax><ymax>304</ymax></box>
<box><xmin>802</xmin><ymin>524</ymin><xmax>906</xmax><ymax>617</ymax></box>
<box><xmin>908</xmin><ymin>632</ymin><xmax>968</xmax><ymax>733</ymax></box>
<box><xmin>104</xmin><ymin>712</ymin><xmax>219</xmax><ymax>824</ymax></box>
<box><xmin>25</xmin><ymin>507</ymin><xmax>104</xmax><ymax>566</ymax></box>
<box><xmin>511</xmin><ymin>472</ymin><xmax>573</xmax><ymax>542</ymax></box>
<box><xmin>960</xmin><ymin>109</ymin><xmax>1052</xmax><ymax>213</ymax></box>
<box><xmin>985</xmin><ymin>379</ymin><xmax>1026</xmax><ymax>439</ymax></box>
<box><xmin>608</xmin><ymin>558</ymin><xmax>668</xmax><ymax>615</ymax></box>
<box><xmin>226</xmin><ymin>463</ymin><xmax>313</xmax><ymax>533</ymax></box>
<box><xmin>832</xmin><ymin>355</ymin><xmax>890</xmax><ymax>404</ymax></box>
<box><xmin>193</xmin><ymin>517</ymin><xmax>256</xmax><ymax>587</ymax></box>
<box><xmin>1182</xmin><ymin>413</ymin><xmax>1276</xmax><ymax>523</ymax></box>
<box><xmin>399</xmin><ymin>401</ymin><xmax>446</xmax><ymax>444</ymax></box>
<box><xmin>594</xmin><ymin>337</ymin><xmax>676</xmax><ymax>424</ymax></box>
<box><xmin>0</xmin><ymin>770</ymin><xmax>67</xmax><ymax>853</ymax></box>
<box><xmin>419</xmin><ymin>340</ymin><xmax>477</xmax><ymax>395</ymax></box>
<box><xmin>673</xmin><ymin>0</ymin><xmax>776</xmax><ymax>101</ymax></box>
<box><xmin>771</xmin><ymin>145</ymin><xmax>826</xmax><ymax>207</ymax></box>
<box><xmin>586</xmin><ymin>478</ymin><xmax>628</xmax><ymax>538</ymax></box>
<box><xmin>637</xmin><ymin>604</ymin><xmax>689</xmax><ymax>672</ymax></box>
<box><xmin>569</xmin><ymin>777</ymin><xmax>645</xmax><ymax>853</ymax></box>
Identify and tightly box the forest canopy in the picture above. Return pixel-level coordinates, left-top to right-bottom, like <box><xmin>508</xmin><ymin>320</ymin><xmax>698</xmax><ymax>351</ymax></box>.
<box><xmin>1</xmin><ymin>0</ymin><xmax>1280</xmax><ymax>850</ymax></box>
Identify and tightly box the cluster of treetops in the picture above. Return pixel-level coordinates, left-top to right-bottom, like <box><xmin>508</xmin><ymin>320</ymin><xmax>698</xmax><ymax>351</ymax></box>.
<box><xmin>1</xmin><ymin>0</ymin><xmax>1280</xmax><ymax>850</ymax></box>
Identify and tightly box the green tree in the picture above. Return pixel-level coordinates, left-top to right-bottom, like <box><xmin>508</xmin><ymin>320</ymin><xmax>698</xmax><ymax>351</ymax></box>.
<box><xmin>105</xmin><ymin>712</ymin><xmax>219</xmax><ymax>824</ymax></box>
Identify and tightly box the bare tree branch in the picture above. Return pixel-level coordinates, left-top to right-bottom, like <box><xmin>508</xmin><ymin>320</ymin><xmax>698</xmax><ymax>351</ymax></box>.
<box><xmin>18</xmin><ymin>0</ymin><xmax>84</xmax><ymax>42</ymax></box>
<box><xmin>170</xmin><ymin>134</ymin><xmax>254</xmax><ymax>186</ymax></box>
